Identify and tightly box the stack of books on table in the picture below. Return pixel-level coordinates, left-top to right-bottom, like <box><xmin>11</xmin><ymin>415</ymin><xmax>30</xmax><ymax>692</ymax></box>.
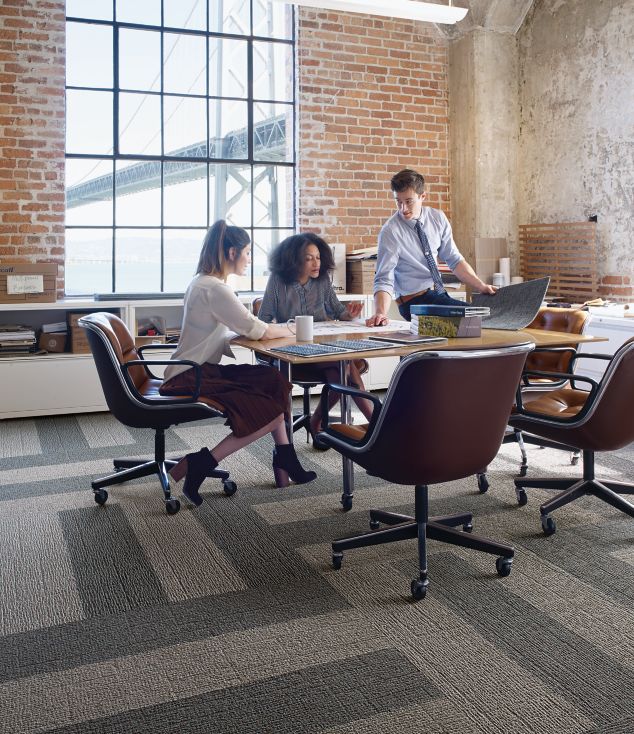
<box><xmin>0</xmin><ymin>324</ymin><xmax>37</xmax><ymax>355</ymax></box>
<box><xmin>410</xmin><ymin>304</ymin><xmax>490</xmax><ymax>338</ymax></box>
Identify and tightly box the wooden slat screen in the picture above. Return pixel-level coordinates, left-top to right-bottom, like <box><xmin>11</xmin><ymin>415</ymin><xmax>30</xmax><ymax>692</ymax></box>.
<box><xmin>519</xmin><ymin>221</ymin><xmax>598</xmax><ymax>302</ymax></box>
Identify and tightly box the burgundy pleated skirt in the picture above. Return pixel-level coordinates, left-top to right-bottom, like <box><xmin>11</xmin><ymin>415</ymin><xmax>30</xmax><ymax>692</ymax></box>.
<box><xmin>160</xmin><ymin>363</ymin><xmax>291</xmax><ymax>438</ymax></box>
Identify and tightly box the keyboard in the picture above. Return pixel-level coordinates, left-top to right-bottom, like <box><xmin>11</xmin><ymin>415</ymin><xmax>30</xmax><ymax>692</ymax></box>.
<box><xmin>270</xmin><ymin>343</ymin><xmax>350</xmax><ymax>358</ymax></box>
<box><xmin>326</xmin><ymin>339</ymin><xmax>394</xmax><ymax>352</ymax></box>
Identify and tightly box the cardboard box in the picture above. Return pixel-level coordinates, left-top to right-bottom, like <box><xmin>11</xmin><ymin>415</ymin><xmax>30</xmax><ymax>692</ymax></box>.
<box><xmin>67</xmin><ymin>312</ymin><xmax>92</xmax><ymax>354</ymax></box>
<box><xmin>0</xmin><ymin>263</ymin><xmax>57</xmax><ymax>303</ymax></box>
<box><xmin>346</xmin><ymin>259</ymin><xmax>376</xmax><ymax>294</ymax></box>
<box><xmin>412</xmin><ymin>314</ymin><xmax>482</xmax><ymax>338</ymax></box>
<box><xmin>474</xmin><ymin>238</ymin><xmax>507</xmax><ymax>288</ymax></box>
<box><xmin>39</xmin><ymin>331</ymin><xmax>67</xmax><ymax>353</ymax></box>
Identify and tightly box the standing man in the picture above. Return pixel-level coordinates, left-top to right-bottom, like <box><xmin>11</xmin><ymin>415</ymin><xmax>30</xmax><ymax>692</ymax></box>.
<box><xmin>366</xmin><ymin>169</ymin><xmax>495</xmax><ymax>326</ymax></box>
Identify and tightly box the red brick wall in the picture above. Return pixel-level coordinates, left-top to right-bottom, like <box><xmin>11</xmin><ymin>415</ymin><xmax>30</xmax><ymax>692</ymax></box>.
<box><xmin>0</xmin><ymin>1</ymin><xmax>66</xmax><ymax>295</ymax></box>
<box><xmin>599</xmin><ymin>275</ymin><xmax>632</xmax><ymax>304</ymax></box>
<box><xmin>296</xmin><ymin>8</ymin><xmax>450</xmax><ymax>251</ymax></box>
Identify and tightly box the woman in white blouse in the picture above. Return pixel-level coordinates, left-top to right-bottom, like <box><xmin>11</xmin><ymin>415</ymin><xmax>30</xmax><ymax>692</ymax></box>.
<box><xmin>160</xmin><ymin>220</ymin><xmax>316</xmax><ymax>506</ymax></box>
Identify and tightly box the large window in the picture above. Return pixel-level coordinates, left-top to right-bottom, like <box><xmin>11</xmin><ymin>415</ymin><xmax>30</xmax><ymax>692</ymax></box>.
<box><xmin>65</xmin><ymin>0</ymin><xmax>295</xmax><ymax>295</ymax></box>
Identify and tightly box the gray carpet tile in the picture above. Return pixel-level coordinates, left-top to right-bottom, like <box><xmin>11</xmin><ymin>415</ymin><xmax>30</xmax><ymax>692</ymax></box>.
<box><xmin>413</xmin><ymin>551</ymin><xmax>634</xmax><ymax>728</ymax></box>
<box><xmin>59</xmin><ymin>504</ymin><xmax>169</xmax><ymax>617</ymax></box>
<box><xmin>0</xmin><ymin>575</ymin><xmax>350</xmax><ymax>684</ymax></box>
<box><xmin>0</xmin><ymin>410</ymin><xmax>633</xmax><ymax>734</ymax></box>
<box><xmin>0</xmin><ymin>418</ymin><xmax>41</xmax><ymax>458</ymax></box>
<box><xmin>42</xmin><ymin>650</ymin><xmax>439</xmax><ymax>734</ymax></box>
<box><xmin>519</xmin><ymin>521</ymin><xmax>634</xmax><ymax>606</ymax></box>
<box><xmin>584</xmin><ymin>720</ymin><xmax>634</xmax><ymax>734</ymax></box>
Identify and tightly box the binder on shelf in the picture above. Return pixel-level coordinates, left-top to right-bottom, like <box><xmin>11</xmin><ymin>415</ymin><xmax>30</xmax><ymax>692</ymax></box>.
<box><xmin>410</xmin><ymin>304</ymin><xmax>490</xmax><ymax>317</ymax></box>
<box><xmin>41</xmin><ymin>321</ymin><xmax>67</xmax><ymax>333</ymax></box>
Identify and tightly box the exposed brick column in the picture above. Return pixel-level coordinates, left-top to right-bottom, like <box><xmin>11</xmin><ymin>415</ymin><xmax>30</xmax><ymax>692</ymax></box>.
<box><xmin>0</xmin><ymin>1</ymin><xmax>66</xmax><ymax>296</ymax></box>
<box><xmin>297</xmin><ymin>9</ymin><xmax>450</xmax><ymax>252</ymax></box>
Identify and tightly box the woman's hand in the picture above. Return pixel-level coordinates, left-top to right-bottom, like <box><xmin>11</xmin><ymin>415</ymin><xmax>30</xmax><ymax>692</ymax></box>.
<box><xmin>345</xmin><ymin>300</ymin><xmax>364</xmax><ymax>319</ymax></box>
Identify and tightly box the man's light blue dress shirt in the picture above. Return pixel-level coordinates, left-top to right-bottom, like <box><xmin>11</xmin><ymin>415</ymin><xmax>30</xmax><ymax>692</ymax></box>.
<box><xmin>374</xmin><ymin>208</ymin><xmax>464</xmax><ymax>299</ymax></box>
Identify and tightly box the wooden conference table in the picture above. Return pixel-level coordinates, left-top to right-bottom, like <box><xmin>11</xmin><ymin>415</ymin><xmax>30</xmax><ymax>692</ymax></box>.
<box><xmin>233</xmin><ymin>326</ymin><xmax>605</xmax><ymax>511</ymax></box>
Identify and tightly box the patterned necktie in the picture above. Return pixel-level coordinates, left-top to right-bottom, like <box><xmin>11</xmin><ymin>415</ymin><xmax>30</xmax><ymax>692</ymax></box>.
<box><xmin>414</xmin><ymin>219</ymin><xmax>446</xmax><ymax>294</ymax></box>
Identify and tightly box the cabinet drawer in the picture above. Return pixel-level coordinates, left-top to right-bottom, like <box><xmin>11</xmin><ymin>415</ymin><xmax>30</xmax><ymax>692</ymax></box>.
<box><xmin>0</xmin><ymin>356</ymin><xmax>106</xmax><ymax>419</ymax></box>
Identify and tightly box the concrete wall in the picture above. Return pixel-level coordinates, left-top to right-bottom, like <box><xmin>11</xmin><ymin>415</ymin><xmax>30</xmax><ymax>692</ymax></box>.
<box><xmin>449</xmin><ymin>29</ymin><xmax>519</xmax><ymax>268</ymax></box>
<box><xmin>518</xmin><ymin>0</ymin><xmax>634</xmax><ymax>300</ymax></box>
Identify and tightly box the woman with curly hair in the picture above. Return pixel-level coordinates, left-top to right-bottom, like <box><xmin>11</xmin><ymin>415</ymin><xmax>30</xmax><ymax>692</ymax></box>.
<box><xmin>259</xmin><ymin>232</ymin><xmax>374</xmax><ymax>449</ymax></box>
<box><xmin>160</xmin><ymin>221</ymin><xmax>316</xmax><ymax>505</ymax></box>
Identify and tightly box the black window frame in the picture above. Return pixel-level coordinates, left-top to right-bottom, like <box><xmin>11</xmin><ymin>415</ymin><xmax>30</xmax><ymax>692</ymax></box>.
<box><xmin>65</xmin><ymin>0</ymin><xmax>296</xmax><ymax>296</ymax></box>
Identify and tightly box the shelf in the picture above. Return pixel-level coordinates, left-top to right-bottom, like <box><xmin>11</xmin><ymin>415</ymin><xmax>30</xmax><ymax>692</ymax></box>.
<box><xmin>0</xmin><ymin>293</ymin><xmax>394</xmax><ymax>419</ymax></box>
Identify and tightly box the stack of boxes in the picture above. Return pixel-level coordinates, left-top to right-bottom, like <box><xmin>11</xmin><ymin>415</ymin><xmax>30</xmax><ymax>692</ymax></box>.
<box><xmin>345</xmin><ymin>258</ymin><xmax>376</xmax><ymax>294</ymax></box>
<box><xmin>67</xmin><ymin>313</ymin><xmax>91</xmax><ymax>353</ymax></box>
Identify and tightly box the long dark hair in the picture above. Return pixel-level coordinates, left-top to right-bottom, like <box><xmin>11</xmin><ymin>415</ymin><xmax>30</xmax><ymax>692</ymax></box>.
<box><xmin>268</xmin><ymin>232</ymin><xmax>335</xmax><ymax>284</ymax></box>
<box><xmin>196</xmin><ymin>220</ymin><xmax>250</xmax><ymax>276</ymax></box>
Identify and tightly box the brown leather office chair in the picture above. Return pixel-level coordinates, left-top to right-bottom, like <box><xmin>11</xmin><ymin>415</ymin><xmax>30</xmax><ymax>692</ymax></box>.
<box><xmin>79</xmin><ymin>312</ymin><xmax>236</xmax><ymax>514</ymax></box>
<box><xmin>504</xmin><ymin>306</ymin><xmax>590</xmax><ymax>479</ymax></box>
<box><xmin>316</xmin><ymin>343</ymin><xmax>534</xmax><ymax>601</ymax></box>
<box><xmin>510</xmin><ymin>337</ymin><xmax>634</xmax><ymax>535</ymax></box>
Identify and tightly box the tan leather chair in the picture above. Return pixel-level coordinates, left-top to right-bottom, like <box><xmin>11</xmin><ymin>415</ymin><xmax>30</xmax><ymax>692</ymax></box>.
<box><xmin>506</xmin><ymin>306</ymin><xmax>590</xmax><ymax>479</ymax></box>
<box><xmin>79</xmin><ymin>312</ymin><xmax>236</xmax><ymax>514</ymax></box>
<box><xmin>316</xmin><ymin>343</ymin><xmax>534</xmax><ymax>601</ymax></box>
<box><xmin>510</xmin><ymin>337</ymin><xmax>634</xmax><ymax>535</ymax></box>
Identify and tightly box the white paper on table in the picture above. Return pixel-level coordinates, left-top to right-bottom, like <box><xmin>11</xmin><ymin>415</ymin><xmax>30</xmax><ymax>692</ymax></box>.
<box><xmin>312</xmin><ymin>319</ymin><xmax>409</xmax><ymax>336</ymax></box>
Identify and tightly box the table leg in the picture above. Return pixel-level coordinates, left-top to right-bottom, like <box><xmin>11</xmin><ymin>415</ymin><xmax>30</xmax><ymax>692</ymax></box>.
<box><xmin>339</xmin><ymin>359</ymin><xmax>355</xmax><ymax>512</ymax></box>
<box><xmin>277</xmin><ymin>359</ymin><xmax>294</xmax><ymax>444</ymax></box>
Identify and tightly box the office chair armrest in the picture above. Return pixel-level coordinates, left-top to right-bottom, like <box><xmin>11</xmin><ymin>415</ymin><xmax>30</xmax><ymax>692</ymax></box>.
<box><xmin>137</xmin><ymin>343</ymin><xmax>177</xmax><ymax>355</ymax></box>
<box><xmin>514</xmin><ymin>370</ymin><xmax>600</xmax><ymax>422</ymax></box>
<box><xmin>136</xmin><ymin>343</ymin><xmax>178</xmax><ymax>379</ymax></box>
<box><xmin>122</xmin><ymin>359</ymin><xmax>203</xmax><ymax>403</ymax></box>
<box><xmin>568</xmin><ymin>351</ymin><xmax>613</xmax><ymax>371</ymax></box>
<box><xmin>521</xmin><ymin>347</ymin><xmax>577</xmax><ymax>387</ymax></box>
<box><xmin>319</xmin><ymin>383</ymin><xmax>383</xmax><ymax>441</ymax></box>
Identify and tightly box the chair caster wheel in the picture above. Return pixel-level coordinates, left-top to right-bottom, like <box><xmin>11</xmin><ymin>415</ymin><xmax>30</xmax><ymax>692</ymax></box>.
<box><xmin>541</xmin><ymin>515</ymin><xmax>556</xmax><ymax>536</ymax></box>
<box><xmin>570</xmin><ymin>453</ymin><xmax>580</xmax><ymax>466</ymax></box>
<box><xmin>332</xmin><ymin>552</ymin><xmax>343</xmax><ymax>570</ymax></box>
<box><xmin>496</xmin><ymin>557</ymin><xmax>513</xmax><ymax>577</ymax></box>
<box><xmin>410</xmin><ymin>579</ymin><xmax>428</xmax><ymax>601</ymax></box>
<box><xmin>165</xmin><ymin>498</ymin><xmax>180</xmax><ymax>515</ymax></box>
<box><xmin>223</xmin><ymin>479</ymin><xmax>237</xmax><ymax>496</ymax></box>
<box><xmin>462</xmin><ymin>522</ymin><xmax>473</xmax><ymax>533</ymax></box>
<box><xmin>369</xmin><ymin>519</ymin><xmax>380</xmax><ymax>530</ymax></box>
<box><xmin>516</xmin><ymin>489</ymin><xmax>528</xmax><ymax>507</ymax></box>
<box><xmin>94</xmin><ymin>489</ymin><xmax>108</xmax><ymax>506</ymax></box>
<box><xmin>341</xmin><ymin>494</ymin><xmax>353</xmax><ymax>512</ymax></box>
<box><xmin>477</xmin><ymin>473</ymin><xmax>489</xmax><ymax>493</ymax></box>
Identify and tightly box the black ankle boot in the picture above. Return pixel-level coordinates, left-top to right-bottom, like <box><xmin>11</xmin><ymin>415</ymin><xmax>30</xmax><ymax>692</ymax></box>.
<box><xmin>169</xmin><ymin>447</ymin><xmax>218</xmax><ymax>506</ymax></box>
<box><xmin>272</xmin><ymin>444</ymin><xmax>317</xmax><ymax>488</ymax></box>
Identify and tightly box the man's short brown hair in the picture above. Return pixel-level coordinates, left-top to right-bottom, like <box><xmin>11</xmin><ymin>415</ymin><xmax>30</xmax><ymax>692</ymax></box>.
<box><xmin>390</xmin><ymin>169</ymin><xmax>425</xmax><ymax>195</ymax></box>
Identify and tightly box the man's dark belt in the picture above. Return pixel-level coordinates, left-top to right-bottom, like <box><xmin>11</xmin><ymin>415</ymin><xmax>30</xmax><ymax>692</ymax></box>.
<box><xmin>395</xmin><ymin>288</ymin><xmax>430</xmax><ymax>306</ymax></box>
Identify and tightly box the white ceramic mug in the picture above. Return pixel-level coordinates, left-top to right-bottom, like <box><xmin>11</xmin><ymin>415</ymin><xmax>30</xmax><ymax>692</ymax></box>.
<box><xmin>287</xmin><ymin>315</ymin><xmax>313</xmax><ymax>341</ymax></box>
